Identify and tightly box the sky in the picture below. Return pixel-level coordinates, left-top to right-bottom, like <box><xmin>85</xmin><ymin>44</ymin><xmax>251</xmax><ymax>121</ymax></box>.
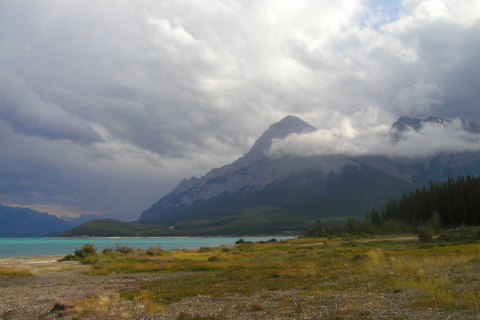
<box><xmin>1</xmin><ymin>0</ymin><xmax>480</xmax><ymax>220</ymax></box>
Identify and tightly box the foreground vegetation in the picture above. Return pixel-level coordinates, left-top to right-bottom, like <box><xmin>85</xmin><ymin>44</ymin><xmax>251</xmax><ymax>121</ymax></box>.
<box><xmin>53</xmin><ymin>231</ymin><xmax>480</xmax><ymax>319</ymax></box>
<box><xmin>0</xmin><ymin>267</ymin><xmax>33</xmax><ymax>277</ymax></box>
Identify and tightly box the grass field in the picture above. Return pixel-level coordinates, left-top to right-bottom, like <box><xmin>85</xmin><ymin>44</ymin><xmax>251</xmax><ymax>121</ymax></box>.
<box><xmin>49</xmin><ymin>232</ymin><xmax>480</xmax><ymax>319</ymax></box>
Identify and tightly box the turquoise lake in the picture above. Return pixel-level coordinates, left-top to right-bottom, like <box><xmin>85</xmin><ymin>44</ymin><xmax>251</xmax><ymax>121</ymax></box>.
<box><xmin>0</xmin><ymin>237</ymin><xmax>292</xmax><ymax>258</ymax></box>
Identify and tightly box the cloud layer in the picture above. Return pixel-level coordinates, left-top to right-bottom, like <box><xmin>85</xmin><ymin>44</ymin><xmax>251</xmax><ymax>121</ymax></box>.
<box><xmin>1</xmin><ymin>0</ymin><xmax>479</xmax><ymax>218</ymax></box>
<box><xmin>268</xmin><ymin>117</ymin><xmax>480</xmax><ymax>159</ymax></box>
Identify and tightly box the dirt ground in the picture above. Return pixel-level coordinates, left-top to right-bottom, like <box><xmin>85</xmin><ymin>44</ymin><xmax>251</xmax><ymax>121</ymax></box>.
<box><xmin>1</xmin><ymin>255</ymin><xmax>479</xmax><ymax>320</ymax></box>
<box><xmin>0</xmin><ymin>256</ymin><xmax>187</xmax><ymax>319</ymax></box>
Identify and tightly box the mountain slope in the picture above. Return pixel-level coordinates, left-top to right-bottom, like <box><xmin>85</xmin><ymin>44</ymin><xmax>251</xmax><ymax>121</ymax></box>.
<box><xmin>0</xmin><ymin>204</ymin><xmax>71</xmax><ymax>237</ymax></box>
<box><xmin>139</xmin><ymin>116</ymin><xmax>480</xmax><ymax>233</ymax></box>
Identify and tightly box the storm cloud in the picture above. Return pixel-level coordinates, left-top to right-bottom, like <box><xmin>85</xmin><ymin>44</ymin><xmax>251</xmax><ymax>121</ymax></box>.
<box><xmin>1</xmin><ymin>0</ymin><xmax>479</xmax><ymax>219</ymax></box>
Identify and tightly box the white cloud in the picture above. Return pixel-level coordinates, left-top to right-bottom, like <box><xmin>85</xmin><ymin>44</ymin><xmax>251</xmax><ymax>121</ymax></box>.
<box><xmin>269</xmin><ymin>117</ymin><xmax>480</xmax><ymax>159</ymax></box>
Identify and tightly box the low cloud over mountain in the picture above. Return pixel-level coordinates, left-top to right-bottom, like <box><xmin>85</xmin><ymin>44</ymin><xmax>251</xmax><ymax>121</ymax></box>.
<box><xmin>269</xmin><ymin>117</ymin><xmax>480</xmax><ymax>159</ymax></box>
<box><xmin>139</xmin><ymin>116</ymin><xmax>480</xmax><ymax>234</ymax></box>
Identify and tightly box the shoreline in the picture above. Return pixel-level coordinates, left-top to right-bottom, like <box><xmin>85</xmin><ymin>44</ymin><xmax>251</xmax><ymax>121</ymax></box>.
<box><xmin>0</xmin><ymin>236</ymin><xmax>294</xmax><ymax>259</ymax></box>
<box><xmin>0</xmin><ymin>255</ymin><xmax>65</xmax><ymax>263</ymax></box>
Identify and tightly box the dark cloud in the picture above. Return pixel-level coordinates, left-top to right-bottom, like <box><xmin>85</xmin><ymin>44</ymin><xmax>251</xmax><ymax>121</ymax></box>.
<box><xmin>0</xmin><ymin>71</ymin><xmax>103</xmax><ymax>144</ymax></box>
<box><xmin>0</xmin><ymin>0</ymin><xmax>479</xmax><ymax>219</ymax></box>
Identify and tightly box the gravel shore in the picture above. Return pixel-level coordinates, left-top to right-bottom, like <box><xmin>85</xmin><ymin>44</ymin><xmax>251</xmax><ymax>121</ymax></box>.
<box><xmin>1</xmin><ymin>255</ymin><xmax>478</xmax><ymax>319</ymax></box>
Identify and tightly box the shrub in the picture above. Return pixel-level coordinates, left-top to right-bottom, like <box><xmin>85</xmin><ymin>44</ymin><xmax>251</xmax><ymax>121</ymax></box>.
<box><xmin>249</xmin><ymin>302</ymin><xmax>264</xmax><ymax>312</ymax></box>
<box><xmin>82</xmin><ymin>243</ymin><xmax>97</xmax><ymax>254</ymax></box>
<box><xmin>115</xmin><ymin>243</ymin><xmax>133</xmax><ymax>254</ymax></box>
<box><xmin>381</xmin><ymin>219</ymin><xmax>412</xmax><ymax>234</ymax></box>
<box><xmin>74</xmin><ymin>248</ymin><xmax>88</xmax><ymax>259</ymax></box>
<box><xmin>208</xmin><ymin>256</ymin><xmax>220</xmax><ymax>262</ymax></box>
<box><xmin>58</xmin><ymin>254</ymin><xmax>77</xmax><ymax>261</ymax></box>
<box><xmin>418</xmin><ymin>226</ymin><xmax>434</xmax><ymax>243</ymax></box>
<box><xmin>305</xmin><ymin>219</ymin><xmax>325</xmax><ymax>237</ymax></box>
<box><xmin>427</xmin><ymin>212</ymin><xmax>442</xmax><ymax>233</ymax></box>
<box><xmin>352</xmin><ymin>254</ymin><xmax>368</xmax><ymax>262</ymax></box>
<box><xmin>146</xmin><ymin>245</ymin><xmax>163</xmax><ymax>256</ymax></box>
<box><xmin>345</xmin><ymin>217</ymin><xmax>357</xmax><ymax>235</ymax></box>
<box><xmin>102</xmin><ymin>247</ymin><xmax>113</xmax><ymax>254</ymax></box>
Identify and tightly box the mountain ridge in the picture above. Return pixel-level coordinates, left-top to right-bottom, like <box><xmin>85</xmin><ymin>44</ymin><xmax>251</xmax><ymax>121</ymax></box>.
<box><xmin>139</xmin><ymin>115</ymin><xmax>480</xmax><ymax>231</ymax></box>
<box><xmin>0</xmin><ymin>204</ymin><xmax>71</xmax><ymax>237</ymax></box>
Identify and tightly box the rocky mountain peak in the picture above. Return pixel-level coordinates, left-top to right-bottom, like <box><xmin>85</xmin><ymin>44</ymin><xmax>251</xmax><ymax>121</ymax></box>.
<box><xmin>389</xmin><ymin>116</ymin><xmax>480</xmax><ymax>141</ymax></box>
<box><xmin>169</xmin><ymin>116</ymin><xmax>317</xmax><ymax>195</ymax></box>
<box><xmin>243</xmin><ymin>115</ymin><xmax>317</xmax><ymax>162</ymax></box>
<box><xmin>390</xmin><ymin>116</ymin><xmax>424</xmax><ymax>133</ymax></box>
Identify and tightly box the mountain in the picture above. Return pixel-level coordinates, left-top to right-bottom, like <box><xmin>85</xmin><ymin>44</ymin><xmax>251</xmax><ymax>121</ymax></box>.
<box><xmin>61</xmin><ymin>212</ymin><xmax>134</xmax><ymax>227</ymax></box>
<box><xmin>139</xmin><ymin>115</ymin><xmax>480</xmax><ymax>234</ymax></box>
<box><xmin>0</xmin><ymin>204</ymin><xmax>71</xmax><ymax>237</ymax></box>
<box><xmin>57</xmin><ymin>219</ymin><xmax>186</xmax><ymax>237</ymax></box>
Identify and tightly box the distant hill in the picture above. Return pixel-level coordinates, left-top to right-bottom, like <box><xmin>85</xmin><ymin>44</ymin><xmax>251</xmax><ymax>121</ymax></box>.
<box><xmin>0</xmin><ymin>204</ymin><xmax>71</xmax><ymax>237</ymax></box>
<box><xmin>61</xmin><ymin>212</ymin><xmax>135</xmax><ymax>227</ymax></box>
<box><xmin>56</xmin><ymin>219</ymin><xmax>186</xmax><ymax>237</ymax></box>
<box><xmin>139</xmin><ymin>116</ymin><xmax>480</xmax><ymax>234</ymax></box>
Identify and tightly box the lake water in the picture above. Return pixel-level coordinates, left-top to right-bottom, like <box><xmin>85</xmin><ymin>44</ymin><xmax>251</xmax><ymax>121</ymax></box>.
<box><xmin>0</xmin><ymin>236</ymin><xmax>292</xmax><ymax>258</ymax></box>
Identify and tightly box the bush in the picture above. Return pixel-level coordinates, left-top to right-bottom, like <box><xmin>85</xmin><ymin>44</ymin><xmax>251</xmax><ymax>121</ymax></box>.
<box><xmin>208</xmin><ymin>255</ymin><xmax>220</xmax><ymax>261</ymax></box>
<box><xmin>381</xmin><ymin>219</ymin><xmax>412</xmax><ymax>234</ymax></box>
<box><xmin>74</xmin><ymin>248</ymin><xmax>87</xmax><ymax>259</ymax></box>
<box><xmin>418</xmin><ymin>226</ymin><xmax>434</xmax><ymax>243</ymax></box>
<box><xmin>58</xmin><ymin>254</ymin><xmax>77</xmax><ymax>261</ymax></box>
<box><xmin>249</xmin><ymin>302</ymin><xmax>264</xmax><ymax>312</ymax></box>
<box><xmin>427</xmin><ymin>212</ymin><xmax>442</xmax><ymax>233</ymax></box>
<box><xmin>146</xmin><ymin>245</ymin><xmax>163</xmax><ymax>256</ymax></box>
<box><xmin>102</xmin><ymin>247</ymin><xmax>113</xmax><ymax>254</ymax></box>
<box><xmin>115</xmin><ymin>243</ymin><xmax>133</xmax><ymax>254</ymax></box>
<box><xmin>305</xmin><ymin>219</ymin><xmax>325</xmax><ymax>237</ymax></box>
<box><xmin>358</xmin><ymin>219</ymin><xmax>378</xmax><ymax>235</ymax></box>
<box><xmin>82</xmin><ymin>243</ymin><xmax>97</xmax><ymax>254</ymax></box>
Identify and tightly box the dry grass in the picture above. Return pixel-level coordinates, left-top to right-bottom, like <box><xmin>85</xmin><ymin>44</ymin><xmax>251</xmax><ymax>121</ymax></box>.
<box><xmin>52</xmin><ymin>235</ymin><xmax>480</xmax><ymax>318</ymax></box>
<box><xmin>53</xmin><ymin>292</ymin><xmax>165</xmax><ymax>318</ymax></box>
<box><xmin>361</xmin><ymin>245</ymin><xmax>480</xmax><ymax>312</ymax></box>
<box><xmin>0</xmin><ymin>267</ymin><xmax>33</xmax><ymax>277</ymax></box>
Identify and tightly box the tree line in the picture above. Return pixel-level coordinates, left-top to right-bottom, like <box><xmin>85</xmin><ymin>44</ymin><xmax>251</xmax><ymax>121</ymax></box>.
<box><xmin>306</xmin><ymin>175</ymin><xmax>480</xmax><ymax>238</ymax></box>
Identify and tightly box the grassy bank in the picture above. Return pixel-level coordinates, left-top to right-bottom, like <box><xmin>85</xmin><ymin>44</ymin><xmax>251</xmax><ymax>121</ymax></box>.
<box><xmin>55</xmin><ymin>234</ymin><xmax>480</xmax><ymax>319</ymax></box>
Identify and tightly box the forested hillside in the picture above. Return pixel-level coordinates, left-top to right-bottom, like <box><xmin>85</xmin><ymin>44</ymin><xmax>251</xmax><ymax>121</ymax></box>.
<box><xmin>306</xmin><ymin>175</ymin><xmax>480</xmax><ymax>238</ymax></box>
<box><xmin>369</xmin><ymin>175</ymin><xmax>480</xmax><ymax>227</ymax></box>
